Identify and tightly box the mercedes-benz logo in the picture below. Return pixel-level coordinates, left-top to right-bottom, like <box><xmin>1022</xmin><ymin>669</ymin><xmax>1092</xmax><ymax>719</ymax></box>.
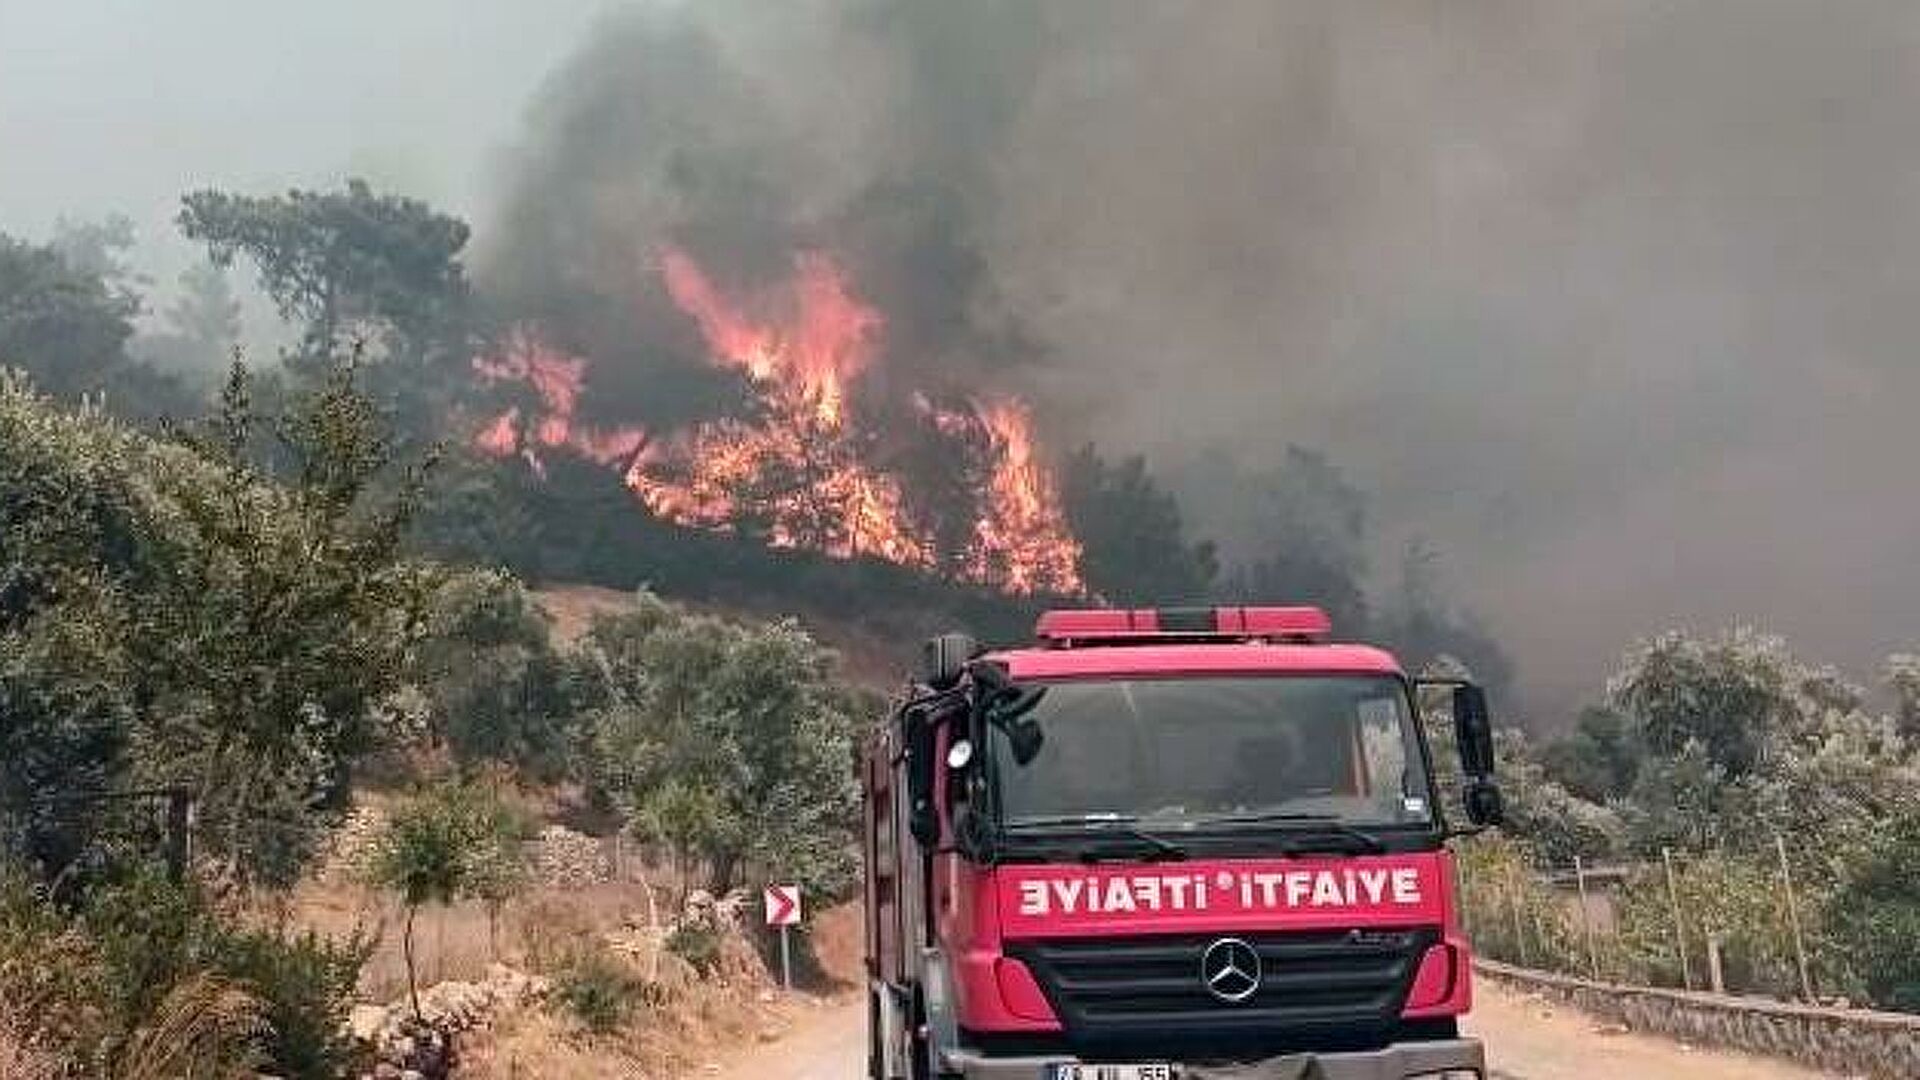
<box><xmin>1200</xmin><ymin>937</ymin><xmax>1262</xmax><ymax>1004</ymax></box>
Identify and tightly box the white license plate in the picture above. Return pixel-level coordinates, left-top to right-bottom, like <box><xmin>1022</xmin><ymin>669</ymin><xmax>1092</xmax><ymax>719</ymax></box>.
<box><xmin>1047</xmin><ymin>1066</ymin><xmax>1173</xmax><ymax>1080</ymax></box>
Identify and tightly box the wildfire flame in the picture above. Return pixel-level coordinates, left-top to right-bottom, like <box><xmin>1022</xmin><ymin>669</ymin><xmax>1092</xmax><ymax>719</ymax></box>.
<box><xmin>967</xmin><ymin>398</ymin><xmax>1084</xmax><ymax>594</ymax></box>
<box><xmin>470</xmin><ymin>330</ymin><xmax>646</xmax><ymax>475</ymax></box>
<box><xmin>471</xmin><ymin>248</ymin><xmax>1083</xmax><ymax>595</ymax></box>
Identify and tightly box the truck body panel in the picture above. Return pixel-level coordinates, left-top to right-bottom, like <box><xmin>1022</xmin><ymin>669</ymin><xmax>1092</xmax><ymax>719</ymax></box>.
<box><xmin>863</xmin><ymin>606</ymin><xmax>1492</xmax><ymax>1078</ymax></box>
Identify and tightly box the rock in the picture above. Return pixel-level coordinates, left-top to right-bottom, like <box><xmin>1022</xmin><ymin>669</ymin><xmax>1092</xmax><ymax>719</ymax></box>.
<box><xmin>533</xmin><ymin>825</ymin><xmax>611</xmax><ymax>887</ymax></box>
<box><xmin>347</xmin><ymin>1004</ymin><xmax>389</xmax><ymax>1042</ymax></box>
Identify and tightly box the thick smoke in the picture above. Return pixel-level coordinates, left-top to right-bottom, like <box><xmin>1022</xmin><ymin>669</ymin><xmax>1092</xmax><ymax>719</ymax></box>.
<box><xmin>485</xmin><ymin>1</ymin><xmax>1920</xmax><ymax>716</ymax></box>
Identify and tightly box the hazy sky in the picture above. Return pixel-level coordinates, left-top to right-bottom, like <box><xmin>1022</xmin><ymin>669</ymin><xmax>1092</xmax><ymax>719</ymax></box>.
<box><xmin>0</xmin><ymin>0</ymin><xmax>612</xmax><ymax>287</ymax></box>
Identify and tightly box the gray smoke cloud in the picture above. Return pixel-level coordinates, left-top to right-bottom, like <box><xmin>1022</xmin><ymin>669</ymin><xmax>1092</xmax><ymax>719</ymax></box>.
<box><xmin>483</xmin><ymin>0</ymin><xmax>1920</xmax><ymax>718</ymax></box>
<box><xmin>8</xmin><ymin>1</ymin><xmax>1912</xmax><ymax>719</ymax></box>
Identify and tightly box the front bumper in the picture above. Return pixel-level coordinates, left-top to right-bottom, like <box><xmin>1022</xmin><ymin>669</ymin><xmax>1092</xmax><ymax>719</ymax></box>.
<box><xmin>941</xmin><ymin>1037</ymin><xmax>1485</xmax><ymax>1079</ymax></box>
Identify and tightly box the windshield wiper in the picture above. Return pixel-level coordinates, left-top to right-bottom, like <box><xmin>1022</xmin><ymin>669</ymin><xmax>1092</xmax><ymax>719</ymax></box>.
<box><xmin>1003</xmin><ymin>814</ymin><xmax>1188</xmax><ymax>862</ymax></box>
<box><xmin>1190</xmin><ymin>810</ymin><xmax>1388</xmax><ymax>854</ymax></box>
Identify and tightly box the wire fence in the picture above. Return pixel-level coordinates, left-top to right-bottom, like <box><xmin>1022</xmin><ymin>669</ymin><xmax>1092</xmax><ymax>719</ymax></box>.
<box><xmin>0</xmin><ymin>786</ymin><xmax>193</xmax><ymax>895</ymax></box>
<box><xmin>1460</xmin><ymin>835</ymin><xmax>1831</xmax><ymax>1003</ymax></box>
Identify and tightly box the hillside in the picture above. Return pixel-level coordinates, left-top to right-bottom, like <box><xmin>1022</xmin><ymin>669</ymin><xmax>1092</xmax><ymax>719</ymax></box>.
<box><xmin>536</xmin><ymin>583</ymin><xmax>953</xmax><ymax>692</ymax></box>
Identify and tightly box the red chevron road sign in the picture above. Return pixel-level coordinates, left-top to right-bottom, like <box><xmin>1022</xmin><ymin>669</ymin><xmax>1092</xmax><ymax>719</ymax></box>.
<box><xmin>764</xmin><ymin>883</ymin><xmax>802</xmax><ymax>927</ymax></box>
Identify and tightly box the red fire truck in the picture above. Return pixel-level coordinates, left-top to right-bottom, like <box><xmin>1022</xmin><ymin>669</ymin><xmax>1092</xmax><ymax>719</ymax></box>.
<box><xmin>862</xmin><ymin>606</ymin><xmax>1504</xmax><ymax>1079</ymax></box>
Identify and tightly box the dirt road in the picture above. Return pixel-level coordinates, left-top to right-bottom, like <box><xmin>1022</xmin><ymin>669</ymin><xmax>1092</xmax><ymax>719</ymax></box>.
<box><xmin>714</xmin><ymin>981</ymin><xmax>1832</xmax><ymax>1080</ymax></box>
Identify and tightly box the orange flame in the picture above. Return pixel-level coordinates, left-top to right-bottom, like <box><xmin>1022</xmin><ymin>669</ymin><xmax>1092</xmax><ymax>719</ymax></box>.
<box><xmin>470</xmin><ymin>249</ymin><xmax>1083</xmax><ymax>595</ymax></box>
<box><xmin>470</xmin><ymin>330</ymin><xmax>646</xmax><ymax>474</ymax></box>
<box><xmin>967</xmin><ymin>398</ymin><xmax>1084</xmax><ymax>594</ymax></box>
<box><xmin>659</xmin><ymin>247</ymin><xmax>876</xmax><ymax>427</ymax></box>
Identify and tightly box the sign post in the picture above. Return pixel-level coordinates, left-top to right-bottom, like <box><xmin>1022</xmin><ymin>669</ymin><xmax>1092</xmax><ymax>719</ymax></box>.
<box><xmin>764</xmin><ymin>883</ymin><xmax>802</xmax><ymax>990</ymax></box>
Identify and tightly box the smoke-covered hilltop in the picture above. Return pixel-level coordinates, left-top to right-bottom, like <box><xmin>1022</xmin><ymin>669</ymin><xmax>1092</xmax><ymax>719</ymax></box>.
<box><xmin>481</xmin><ymin>1</ymin><xmax>1920</xmax><ymax>714</ymax></box>
<box><xmin>6</xmin><ymin>2</ymin><xmax>1914</xmax><ymax>714</ymax></box>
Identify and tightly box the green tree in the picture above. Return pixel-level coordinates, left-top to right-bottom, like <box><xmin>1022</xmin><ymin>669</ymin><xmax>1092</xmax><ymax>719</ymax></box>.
<box><xmin>580</xmin><ymin>593</ymin><xmax>865</xmax><ymax>899</ymax></box>
<box><xmin>1538</xmin><ymin>705</ymin><xmax>1643</xmax><ymax>802</ymax></box>
<box><xmin>1060</xmin><ymin>444</ymin><xmax>1216</xmax><ymax>603</ymax></box>
<box><xmin>140</xmin><ymin>358</ymin><xmax>440</xmax><ymax>886</ymax></box>
<box><xmin>410</xmin><ymin>570</ymin><xmax>577</xmax><ymax>778</ymax></box>
<box><xmin>1176</xmin><ymin>446</ymin><xmax>1371</xmax><ymax>630</ymax></box>
<box><xmin>0</xmin><ymin>233</ymin><xmax>139</xmax><ymax>399</ymax></box>
<box><xmin>369</xmin><ymin>781</ymin><xmax>526</xmax><ymax>1019</ymax></box>
<box><xmin>1494</xmin><ymin>729</ymin><xmax>1623</xmax><ymax>864</ymax></box>
<box><xmin>1610</xmin><ymin>628</ymin><xmax>1798</xmax><ymax>780</ymax></box>
<box><xmin>1376</xmin><ymin>539</ymin><xmax>1514</xmax><ymax>702</ymax></box>
<box><xmin>178</xmin><ymin>180</ymin><xmax>473</xmax><ymax>433</ymax></box>
<box><xmin>1</xmin><ymin>350</ymin><xmax>440</xmax><ymax>886</ymax></box>
<box><xmin>1886</xmin><ymin>654</ymin><xmax>1920</xmax><ymax>741</ymax></box>
<box><xmin>50</xmin><ymin>215</ymin><xmax>145</xmax><ymax>311</ymax></box>
<box><xmin>167</xmin><ymin>261</ymin><xmax>242</xmax><ymax>357</ymax></box>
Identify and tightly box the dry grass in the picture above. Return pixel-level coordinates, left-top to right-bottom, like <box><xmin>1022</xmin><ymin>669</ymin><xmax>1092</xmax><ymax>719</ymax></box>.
<box><xmin>119</xmin><ymin>973</ymin><xmax>269</xmax><ymax>1080</ymax></box>
<box><xmin>0</xmin><ymin>1023</ymin><xmax>74</xmax><ymax>1079</ymax></box>
<box><xmin>289</xmin><ymin>878</ymin><xmax>669</xmax><ymax>1002</ymax></box>
<box><xmin>456</xmin><ymin>972</ymin><xmax>781</xmax><ymax>1080</ymax></box>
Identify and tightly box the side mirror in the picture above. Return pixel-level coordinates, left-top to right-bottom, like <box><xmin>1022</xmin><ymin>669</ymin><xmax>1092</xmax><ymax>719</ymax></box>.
<box><xmin>1453</xmin><ymin>684</ymin><xmax>1496</xmax><ymax>778</ymax></box>
<box><xmin>1464</xmin><ymin>778</ymin><xmax>1505</xmax><ymax>827</ymax></box>
<box><xmin>922</xmin><ymin>633</ymin><xmax>978</xmax><ymax>691</ymax></box>
<box><xmin>1004</xmin><ymin>718</ymin><xmax>1046</xmax><ymax>766</ymax></box>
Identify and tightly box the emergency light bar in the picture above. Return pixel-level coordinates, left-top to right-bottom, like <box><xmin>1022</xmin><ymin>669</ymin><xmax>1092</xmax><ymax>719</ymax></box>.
<box><xmin>1034</xmin><ymin>605</ymin><xmax>1332</xmax><ymax>645</ymax></box>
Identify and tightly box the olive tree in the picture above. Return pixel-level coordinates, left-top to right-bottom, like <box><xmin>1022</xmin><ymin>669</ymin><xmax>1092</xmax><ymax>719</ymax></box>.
<box><xmin>580</xmin><ymin>593</ymin><xmax>866</xmax><ymax>901</ymax></box>
<box><xmin>369</xmin><ymin>782</ymin><xmax>527</xmax><ymax>1018</ymax></box>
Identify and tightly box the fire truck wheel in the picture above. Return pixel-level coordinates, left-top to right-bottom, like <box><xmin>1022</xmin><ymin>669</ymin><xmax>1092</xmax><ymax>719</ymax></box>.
<box><xmin>908</xmin><ymin>992</ymin><xmax>955</xmax><ymax>1080</ymax></box>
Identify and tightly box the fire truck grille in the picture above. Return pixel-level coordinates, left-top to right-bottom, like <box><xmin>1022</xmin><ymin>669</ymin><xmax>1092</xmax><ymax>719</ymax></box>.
<box><xmin>1007</xmin><ymin>927</ymin><xmax>1439</xmax><ymax>1051</ymax></box>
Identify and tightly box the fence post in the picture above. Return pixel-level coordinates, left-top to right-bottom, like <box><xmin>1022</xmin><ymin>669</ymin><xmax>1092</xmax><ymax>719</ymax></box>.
<box><xmin>164</xmin><ymin>790</ymin><xmax>193</xmax><ymax>883</ymax></box>
<box><xmin>1706</xmin><ymin>933</ymin><xmax>1725</xmax><ymax>994</ymax></box>
<box><xmin>1662</xmin><ymin>846</ymin><xmax>1694</xmax><ymax>990</ymax></box>
<box><xmin>1774</xmin><ymin>834</ymin><xmax>1815</xmax><ymax>1001</ymax></box>
<box><xmin>1574</xmin><ymin>854</ymin><xmax>1599</xmax><ymax>979</ymax></box>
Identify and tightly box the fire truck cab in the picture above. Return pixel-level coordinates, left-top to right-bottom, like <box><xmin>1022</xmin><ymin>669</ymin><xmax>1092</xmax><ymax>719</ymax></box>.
<box><xmin>862</xmin><ymin>606</ymin><xmax>1503</xmax><ymax>1079</ymax></box>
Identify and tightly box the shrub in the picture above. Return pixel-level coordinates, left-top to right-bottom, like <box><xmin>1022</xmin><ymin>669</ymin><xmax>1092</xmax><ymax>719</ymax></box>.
<box><xmin>664</xmin><ymin>921</ymin><xmax>723</xmax><ymax>976</ymax></box>
<box><xmin>1824</xmin><ymin>809</ymin><xmax>1920</xmax><ymax>1009</ymax></box>
<box><xmin>0</xmin><ymin>870</ymin><xmax>369</xmax><ymax>1078</ymax></box>
<box><xmin>205</xmin><ymin>925</ymin><xmax>371</xmax><ymax>1079</ymax></box>
<box><xmin>1455</xmin><ymin>835</ymin><xmax>1578</xmax><ymax>971</ymax></box>
<box><xmin>552</xmin><ymin>951</ymin><xmax>645</xmax><ymax>1034</ymax></box>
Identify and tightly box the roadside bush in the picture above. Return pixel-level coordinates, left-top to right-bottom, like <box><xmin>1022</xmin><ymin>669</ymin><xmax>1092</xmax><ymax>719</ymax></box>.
<box><xmin>206</xmin><ymin>925</ymin><xmax>371</xmax><ymax>1079</ymax></box>
<box><xmin>664</xmin><ymin>920</ymin><xmax>723</xmax><ymax>976</ymax></box>
<box><xmin>1456</xmin><ymin>835</ymin><xmax>1577</xmax><ymax>970</ymax></box>
<box><xmin>0</xmin><ymin>875</ymin><xmax>110</xmax><ymax>1058</ymax></box>
<box><xmin>0</xmin><ymin>870</ymin><xmax>369</xmax><ymax>1078</ymax></box>
<box><xmin>369</xmin><ymin>779</ymin><xmax>531</xmax><ymax>1019</ymax></box>
<box><xmin>1824</xmin><ymin>808</ymin><xmax>1920</xmax><ymax>1009</ymax></box>
<box><xmin>1523</xmin><ymin>847</ymin><xmax>1823</xmax><ymax>999</ymax></box>
<box><xmin>581</xmin><ymin>593</ymin><xmax>866</xmax><ymax>900</ymax></box>
<box><xmin>552</xmin><ymin>950</ymin><xmax>646</xmax><ymax>1034</ymax></box>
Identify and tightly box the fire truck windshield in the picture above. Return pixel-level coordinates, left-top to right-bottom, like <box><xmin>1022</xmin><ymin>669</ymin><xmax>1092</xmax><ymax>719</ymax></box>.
<box><xmin>989</xmin><ymin>675</ymin><xmax>1434</xmax><ymax>830</ymax></box>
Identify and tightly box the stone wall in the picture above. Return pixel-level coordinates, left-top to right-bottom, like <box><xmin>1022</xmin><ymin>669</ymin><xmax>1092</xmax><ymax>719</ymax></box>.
<box><xmin>1475</xmin><ymin>959</ymin><xmax>1920</xmax><ymax>1079</ymax></box>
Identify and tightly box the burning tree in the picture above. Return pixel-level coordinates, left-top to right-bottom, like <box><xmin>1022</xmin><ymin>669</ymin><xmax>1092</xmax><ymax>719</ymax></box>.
<box><xmin>472</xmin><ymin>245</ymin><xmax>1084</xmax><ymax>596</ymax></box>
